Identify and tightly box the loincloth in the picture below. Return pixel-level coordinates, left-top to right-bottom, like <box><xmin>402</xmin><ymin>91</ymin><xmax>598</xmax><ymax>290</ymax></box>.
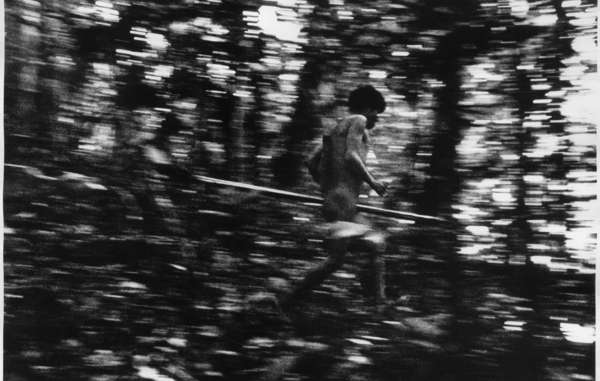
<box><xmin>318</xmin><ymin>217</ymin><xmax>386</xmax><ymax>253</ymax></box>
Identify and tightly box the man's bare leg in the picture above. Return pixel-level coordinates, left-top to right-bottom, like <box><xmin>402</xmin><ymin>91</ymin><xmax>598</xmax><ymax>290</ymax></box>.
<box><xmin>280</xmin><ymin>237</ymin><xmax>348</xmax><ymax>308</ymax></box>
<box><xmin>373</xmin><ymin>251</ymin><xmax>386</xmax><ymax>305</ymax></box>
<box><xmin>361</xmin><ymin>230</ymin><xmax>387</xmax><ymax>306</ymax></box>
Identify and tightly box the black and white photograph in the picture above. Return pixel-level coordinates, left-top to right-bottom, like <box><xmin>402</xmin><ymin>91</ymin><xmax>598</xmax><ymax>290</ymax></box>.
<box><xmin>3</xmin><ymin>0</ymin><xmax>597</xmax><ymax>380</ymax></box>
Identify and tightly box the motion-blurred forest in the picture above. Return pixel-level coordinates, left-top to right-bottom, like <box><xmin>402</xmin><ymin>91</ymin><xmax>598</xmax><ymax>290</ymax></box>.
<box><xmin>3</xmin><ymin>0</ymin><xmax>597</xmax><ymax>380</ymax></box>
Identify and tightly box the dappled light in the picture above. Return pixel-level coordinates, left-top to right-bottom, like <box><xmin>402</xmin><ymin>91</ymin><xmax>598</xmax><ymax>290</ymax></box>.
<box><xmin>4</xmin><ymin>0</ymin><xmax>596</xmax><ymax>380</ymax></box>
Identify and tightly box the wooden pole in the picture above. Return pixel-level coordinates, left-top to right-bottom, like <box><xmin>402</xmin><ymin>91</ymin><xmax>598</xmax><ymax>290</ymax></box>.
<box><xmin>195</xmin><ymin>175</ymin><xmax>446</xmax><ymax>222</ymax></box>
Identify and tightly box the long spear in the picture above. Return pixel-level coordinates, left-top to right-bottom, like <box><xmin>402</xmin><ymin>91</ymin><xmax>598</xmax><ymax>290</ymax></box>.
<box><xmin>196</xmin><ymin>175</ymin><xmax>445</xmax><ymax>223</ymax></box>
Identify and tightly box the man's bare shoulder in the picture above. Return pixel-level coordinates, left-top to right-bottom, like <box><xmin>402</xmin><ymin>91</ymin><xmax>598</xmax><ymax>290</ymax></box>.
<box><xmin>343</xmin><ymin>114</ymin><xmax>367</xmax><ymax>124</ymax></box>
<box><xmin>345</xmin><ymin>114</ymin><xmax>368</xmax><ymax>134</ymax></box>
<box><xmin>325</xmin><ymin>115</ymin><xmax>367</xmax><ymax>138</ymax></box>
<box><xmin>335</xmin><ymin>114</ymin><xmax>366</xmax><ymax>133</ymax></box>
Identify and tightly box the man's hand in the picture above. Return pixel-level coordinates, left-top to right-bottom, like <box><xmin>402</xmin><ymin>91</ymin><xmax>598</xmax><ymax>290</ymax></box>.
<box><xmin>371</xmin><ymin>180</ymin><xmax>387</xmax><ymax>197</ymax></box>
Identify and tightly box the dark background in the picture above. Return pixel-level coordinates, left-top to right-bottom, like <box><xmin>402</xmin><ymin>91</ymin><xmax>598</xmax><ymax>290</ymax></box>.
<box><xmin>3</xmin><ymin>0</ymin><xmax>596</xmax><ymax>380</ymax></box>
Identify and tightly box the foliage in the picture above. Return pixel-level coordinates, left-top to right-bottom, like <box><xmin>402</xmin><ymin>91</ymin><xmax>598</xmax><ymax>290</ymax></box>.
<box><xmin>4</xmin><ymin>0</ymin><xmax>596</xmax><ymax>380</ymax></box>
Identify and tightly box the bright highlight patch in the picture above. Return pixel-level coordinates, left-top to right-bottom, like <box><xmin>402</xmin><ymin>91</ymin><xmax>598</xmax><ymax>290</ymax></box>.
<box><xmin>560</xmin><ymin>323</ymin><xmax>595</xmax><ymax>344</ymax></box>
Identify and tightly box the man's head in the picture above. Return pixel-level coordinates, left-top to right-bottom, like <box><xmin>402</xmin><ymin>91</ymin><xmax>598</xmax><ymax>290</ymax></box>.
<box><xmin>348</xmin><ymin>85</ymin><xmax>386</xmax><ymax>129</ymax></box>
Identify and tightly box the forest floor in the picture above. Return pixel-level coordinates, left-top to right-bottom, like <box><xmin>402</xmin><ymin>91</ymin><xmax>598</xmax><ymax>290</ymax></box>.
<box><xmin>3</xmin><ymin>152</ymin><xmax>594</xmax><ymax>381</ymax></box>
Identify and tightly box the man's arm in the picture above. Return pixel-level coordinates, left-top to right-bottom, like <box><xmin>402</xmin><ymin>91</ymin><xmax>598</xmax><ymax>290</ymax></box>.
<box><xmin>345</xmin><ymin>117</ymin><xmax>386</xmax><ymax>196</ymax></box>
<box><xmin>306</xmin><ymin>144</ymin><xmax>322</xmax><ymax>183</ymax></box>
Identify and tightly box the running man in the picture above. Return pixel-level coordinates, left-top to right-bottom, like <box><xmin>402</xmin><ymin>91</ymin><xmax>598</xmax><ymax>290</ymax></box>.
<box><xmin>281</xmin><ymin>85</ymin><xmax>388</xmax><ymax>308</ymax></box>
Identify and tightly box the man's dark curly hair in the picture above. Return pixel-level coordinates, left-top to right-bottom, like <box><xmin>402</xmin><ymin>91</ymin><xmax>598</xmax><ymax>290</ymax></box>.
<box><xmin>348</xmin><ymin>85</ymin><xmax>386</xmax><ymax>113</ymax></box>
